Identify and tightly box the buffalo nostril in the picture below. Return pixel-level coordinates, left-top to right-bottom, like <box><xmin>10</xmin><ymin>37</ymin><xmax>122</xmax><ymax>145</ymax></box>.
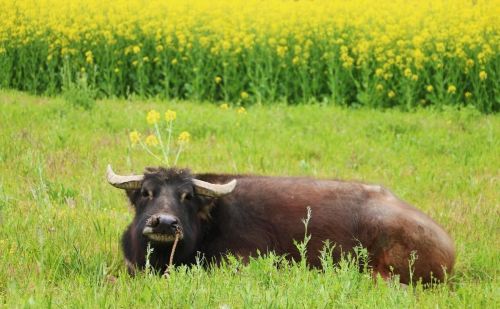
<box><xmin>147</xmin><ymin>215</ymin><xmax>160</xmax><ymax>228</ymax></box>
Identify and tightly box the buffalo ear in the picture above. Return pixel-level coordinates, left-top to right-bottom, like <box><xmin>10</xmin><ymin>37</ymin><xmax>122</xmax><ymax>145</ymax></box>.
<box><xmin>179</xmin><ymin>186</ymin><xmax>195</xmax><ymax>203</ymax></box>
<box><xmin>126</xmin><ymin>189</ymin><xmax>141</xmax><ymax>206</ymax></box>
<box><xmin>197</xmin><ymin>198</ymin><xmax>216</xmax><ymax>221</ymax></box>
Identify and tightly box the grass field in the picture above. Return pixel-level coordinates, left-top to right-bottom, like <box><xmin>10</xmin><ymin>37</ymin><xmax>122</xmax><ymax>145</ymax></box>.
<box><xmin>0</xmin><ymin>91</ymin><xmax>498</xmax><ymax>307</ymax></box>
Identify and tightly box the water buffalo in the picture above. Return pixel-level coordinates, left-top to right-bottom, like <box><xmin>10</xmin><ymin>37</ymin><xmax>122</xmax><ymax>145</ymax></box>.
<box><xmin>106</xmin><ymin>165</ymin><xmax>455</xmax><ymax>284</ymax></box>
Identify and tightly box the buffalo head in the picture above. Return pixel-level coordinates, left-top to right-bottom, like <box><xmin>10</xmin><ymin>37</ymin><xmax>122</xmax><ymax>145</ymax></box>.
<box><xmin>106</xmin><ymin>165</ymin><xmax>236</xmax><ymax>270</ymax></box>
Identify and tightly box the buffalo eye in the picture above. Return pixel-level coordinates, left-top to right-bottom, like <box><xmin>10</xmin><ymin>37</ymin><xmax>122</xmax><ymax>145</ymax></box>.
<box><xmin>180</xmin><ymin>190</ymin><xmax>193</xmax><ymax>202</ymax></box>
<box><xmin>141</xmin><ymin>189</ymin><xmax>153</xmax><ymax>199</ymax></box>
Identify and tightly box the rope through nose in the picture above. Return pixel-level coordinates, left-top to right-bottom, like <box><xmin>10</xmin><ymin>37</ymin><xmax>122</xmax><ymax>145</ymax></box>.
<box><xmin>164</xmin><ymin>227</ymin><xmax>181</xmax><ymax>277</ymax></box>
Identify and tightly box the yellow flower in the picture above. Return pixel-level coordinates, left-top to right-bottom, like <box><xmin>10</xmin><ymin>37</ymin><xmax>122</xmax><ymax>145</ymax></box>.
<box><xmin>436</xmin><ymin>42</ymin><xmax>445</xmax><ymax>53</ymax></box>
<box><xmin>165</xmin><ymin>110</ymin><xmax>176</xmax><ymax>121</ymax></box>
<box><xmin>387</xmin><ymin>90</ymin><xmax>396</xmax><ymax>98</ymax></box>
<box><xmin>220</xmin><ymin>103</ymin><xmax>229</xmax><ymax>110</ymax></box>
<box><xmin>465</xmin><ymin>92</ymin><xmax>472</xmax><ymax>99</ymax></box>
<box><xmin>171</xmin><ymin>58</ymin><xmax>178</xmax><ymax>65</ymax></box>
<box><xmin>156</xmin><ymin>45</ymin><xmax>164</xmax><ymax>52</ymax></box>
<box><xmin>342</xmin><ymin>58</ymin><xmax>353</xmax><ymax>69</ymax></box>
<box><xmin>222</xmin><ymin>40</ymin><xmax>231</xmax><ymax>51</ymax></box>
<box><xmin>276</xmin><ymin>45</ymin><xmax>287</xmax><ymax>57</ymax></box>
<box><xmin>129</xmin><ymin>131</ymin><xmax>141</xmax><ymax>145</ymax></box>
<box><xmin>411</xmin><ymin>74</ymin><xmax>419</xmax><ymax>81</ymax></box>
<box><xmin>404</xmin><ymin>68</ymin><xmax>412</xmax><ymax>78</ymax></box>
<box><xmin>178</xmin><ymin>131</ymin><xmax>191</xmax><ymax>143</ymax></box>
<box><xmin>132</xmin><ymin>45</ymin><xmax>141</xmax><ymax>54</ymax></box>
<box><xmin>240</xmin><ymin>91</ymin><xmax>249</xmax><ymax>100</ymax></box>
<box><xmin>146</xmin><ymin>109</ymin><xmax>160</xmax><ymax>124</ymax></box>
<box><xmin>479</xmin><ymin>71</ymin><xmax>487</xmax><ymax>81</ymax></box>
<box><xmin>376</xmin><ymin>84</ymin><xmax>384</xmax><ymax>91</ymax></box>
<box><xmin>447</xmin><ymin>85</ymin><xmax>457</xmax><ymax>94</ymax></box>
<box><xmin>214</xmin><ymin>76</ymin><xmax>222</xmax><ymax>84</ymax></box>
<box><xmin>426</xmin><ymin>85</ymin><xmax>434</xmax><ymax>92</ymax></box>
<box><xmin>237</xmin><ymin>107</ymin><xmax>246</xmax><ymax>114</ymax></box>
<box><xmin>145</xmin><ymin>134</ymin><xmax>159</xmax><ymax>146</ymax></box>
<box><xmin>85</xmin><ymin>51</ymin><xmax>93</xmax><ymax>64</ymax></box>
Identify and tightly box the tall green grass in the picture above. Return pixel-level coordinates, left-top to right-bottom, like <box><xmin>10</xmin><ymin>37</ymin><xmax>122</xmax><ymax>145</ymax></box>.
<box><xmin>0</xmin><ymin>91</ymin><xmax>498</xmax><ymax>307</ymax></box>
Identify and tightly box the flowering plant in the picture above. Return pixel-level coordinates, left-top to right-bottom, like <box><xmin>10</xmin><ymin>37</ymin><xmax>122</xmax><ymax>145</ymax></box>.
<box><xmin>129</xmin><ymin>109</ymin><xmax>190</xmax><ymax>166</ymax></box>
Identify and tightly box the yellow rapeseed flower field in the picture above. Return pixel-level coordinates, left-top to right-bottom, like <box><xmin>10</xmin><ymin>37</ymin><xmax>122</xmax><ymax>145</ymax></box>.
<box><xmin>0</xmin><ymin>0</ymin><xmax>498</xmax><ymax>111</ymax></box>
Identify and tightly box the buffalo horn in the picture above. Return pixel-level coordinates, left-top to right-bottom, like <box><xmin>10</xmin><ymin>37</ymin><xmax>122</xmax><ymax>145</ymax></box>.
<box><xmin>106</xmin><ymin>164</ymin><xmax>144</xmax><ymax>190</ymax></box>
<box><xmin>192</xmin><ymin>179</ymin><xmax>237</xmax><ymax>197</ymax></box>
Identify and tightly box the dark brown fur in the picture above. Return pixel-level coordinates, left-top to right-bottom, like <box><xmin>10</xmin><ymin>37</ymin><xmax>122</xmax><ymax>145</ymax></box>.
<box><xmin>121</xmin><ymin>167</ymin><xmax>455</xmax><ymax>284</ymax></box>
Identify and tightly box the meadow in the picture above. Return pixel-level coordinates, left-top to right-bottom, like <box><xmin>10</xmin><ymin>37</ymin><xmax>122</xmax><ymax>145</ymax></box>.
<box><xmin>0</xmin><ymin>91</ymin><xmax>498</xmax><ymax>307</ymax></box>
<box><xmin>0</xmin><ymin>0</ymin><xmax>499</xmax><ymax>112</ymax></box>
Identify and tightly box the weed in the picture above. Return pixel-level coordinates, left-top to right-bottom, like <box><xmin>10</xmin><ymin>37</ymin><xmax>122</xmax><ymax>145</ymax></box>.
<box><xmin>61</xmin><ymin>61</ymin><xmax>96</xmax><ymax>110</ymax></box>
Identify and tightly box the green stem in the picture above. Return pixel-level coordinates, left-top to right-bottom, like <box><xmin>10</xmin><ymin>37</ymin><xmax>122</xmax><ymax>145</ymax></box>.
<box><xmin>139</xmin><ymin>140</ymin><xmax>163</xmax><ymax>163</ymax></box>
<box><xmin>174</xmin><ymin>144</ymin><xmax>184</xmax><ymax>165</ymax></box>
<box><xmin>166</xmin><ymin>120</ymin><xmax>173</xmax><ymax>165</ymax></box>
<box><xmin>154</xmin><ymin>123</ymin><xmax>169</xmax><ymax>166</ymax></box>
